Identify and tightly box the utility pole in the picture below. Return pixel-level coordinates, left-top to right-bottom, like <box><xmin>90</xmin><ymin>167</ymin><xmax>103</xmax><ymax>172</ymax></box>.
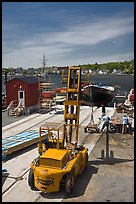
<box><xmin>106</xmin><ymin>124</ymin><xmax>109</xmax><ymax>158</ymax></box>
<box><xmin>101</xmin><ymin>122</ymin><xmax>114</xmax><ymax>163</ymax></box>
<box><xmin>42</xmin><ymin>54</ymin><xmax>48</xmax><ymax>75</ymax></box>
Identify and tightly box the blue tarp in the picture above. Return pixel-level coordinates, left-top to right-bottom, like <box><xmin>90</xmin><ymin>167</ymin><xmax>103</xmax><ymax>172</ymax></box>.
<box><xmin>2</xmin><ymin>130</ymin><xmax>48</xmax><ymax>155</ymax></box>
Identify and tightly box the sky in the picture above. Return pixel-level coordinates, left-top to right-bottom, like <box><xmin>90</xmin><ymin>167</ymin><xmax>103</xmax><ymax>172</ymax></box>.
<box><xmin>2</xmin><ymin>2</ymin><xmax>134</xmax><ymax>68</ymax></box>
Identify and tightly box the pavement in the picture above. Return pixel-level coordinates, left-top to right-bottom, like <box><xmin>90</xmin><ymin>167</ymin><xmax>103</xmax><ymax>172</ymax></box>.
<box><xmin>62</xmin><ymin>132</ymin><xmax>134</xmax><ymax>202</ymax></box>
<box><xmin>2</xmin><ymin>105</ymin><xmax>134</xmax><ymax>202</ymax></box>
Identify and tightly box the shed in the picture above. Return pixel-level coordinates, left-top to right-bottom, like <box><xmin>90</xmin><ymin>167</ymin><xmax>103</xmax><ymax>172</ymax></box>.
<box><xmin>6</xmin><ymin>76</ymin><xmax>44</xmax><ymax>113</ymax></box>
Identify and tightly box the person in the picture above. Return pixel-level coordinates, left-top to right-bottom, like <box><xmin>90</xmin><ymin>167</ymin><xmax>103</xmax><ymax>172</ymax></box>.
<box><xmin>122</xmin><ymin>115</ymin><xmax>129</xmax><ymax>134</ymax></box>
<box><xmin>100</xmin><ymin>115</ymin><xmax>110</xmax><ymax>132</ymax></box>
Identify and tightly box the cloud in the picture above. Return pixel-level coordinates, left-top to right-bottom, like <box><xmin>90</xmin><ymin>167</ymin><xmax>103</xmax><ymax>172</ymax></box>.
<box><xmin>18</xmin><ymin>16</ymin><xmax>134</xmax><ymax>47</ymax></box>
<box><xmin>2</xmin><ymin>47</ymin><xmax>134</xmax><ymax>68</ymax></box>
<box><xmin>2</xmin><ymin>14</ymin><xmax>134</xmax><ymax>67</ymax></box>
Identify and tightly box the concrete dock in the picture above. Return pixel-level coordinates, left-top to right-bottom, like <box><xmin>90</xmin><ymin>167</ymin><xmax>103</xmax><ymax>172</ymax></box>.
<box><xmin>2</xmin><ymin>105</ymin><xmax>134</xmax><ymax>202</ymax></box>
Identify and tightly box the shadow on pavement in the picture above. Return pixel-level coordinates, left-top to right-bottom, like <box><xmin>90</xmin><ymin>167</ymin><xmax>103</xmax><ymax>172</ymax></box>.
<box><xmin>90</xmin><ymin>157</ymin><xmax>134</xmax><ymax>165</ymax></box>
<box><xmin>54</xmin><ymin>110</ymin><xmax>64</xmax><ymax>115</ymax></box>
<box><xmin>36</xmin><ymin>154</ymin><xmax>134</xmax><ymax>200</ymax></box>
<box><xmin>63</xmin><ymin>163</ymin><xmax>98</xmax><ymax>199</ymax></box>
<box><xmin>39</xmin><ymin>162</ymin><xmax>98</xmax><ymax>199</ymax></box>
<box><xmin>4</xmin><ymin>143</ymin><xmax>37</xmax><ymax>162</ymax></box>
<box><xmin>2</xmin><ymin>173</ymin><xmax>9</xmax><ymax>186</ymax></box>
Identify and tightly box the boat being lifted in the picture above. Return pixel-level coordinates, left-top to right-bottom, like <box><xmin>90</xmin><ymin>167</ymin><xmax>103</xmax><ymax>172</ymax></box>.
<box><xmin>81</xmin><ymin>83</ymin><xmax>115</xmax><ymax>106</ymax></box>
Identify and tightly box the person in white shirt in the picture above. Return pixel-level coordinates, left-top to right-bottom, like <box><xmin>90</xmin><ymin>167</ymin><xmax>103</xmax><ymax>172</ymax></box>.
<box><xmin>122</xmin><ymin>115</ymin><xmax>129</xmax><ymax>134</ymax></box>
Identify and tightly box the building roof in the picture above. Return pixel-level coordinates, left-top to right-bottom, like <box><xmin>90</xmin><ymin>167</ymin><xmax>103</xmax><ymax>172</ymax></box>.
<box><xmin>7</xmin><ymin>76</ymin><xmax>45</xmax><ymax>84</ymax></box>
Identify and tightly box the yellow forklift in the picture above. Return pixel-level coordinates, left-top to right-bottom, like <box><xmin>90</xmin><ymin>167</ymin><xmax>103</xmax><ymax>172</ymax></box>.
<box><xmin>28</xmin><ymin>66</ymin><xmax>88</xmax><ymax>193</ymax></box>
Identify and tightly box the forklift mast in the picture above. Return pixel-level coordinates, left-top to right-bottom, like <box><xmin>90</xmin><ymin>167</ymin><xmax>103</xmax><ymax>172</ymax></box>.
<box><xmin>63</xmin><ymin>66</ymin><xmax>81</xmax><ymax>148</ymax></box>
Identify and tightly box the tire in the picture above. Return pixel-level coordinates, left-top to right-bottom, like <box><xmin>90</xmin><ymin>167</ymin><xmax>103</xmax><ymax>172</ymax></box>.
<box><xmin>101</xmin><ymin>149</ymin><xmax>104</xmax><ymax>159</ymax></box>
<box><xmin>65</xmin><ymin>173</ymin><xmax>75</xmax><ymax>194</ymax></box>
<box><xmin>84</xmin><ymin>153</ymin><xmax>88</xmax><ymax>170</ymax></box>
<box><xmin>28</xmin><ymin>168</ymin><xmax>35</xmax><ymax>188</ymax></box>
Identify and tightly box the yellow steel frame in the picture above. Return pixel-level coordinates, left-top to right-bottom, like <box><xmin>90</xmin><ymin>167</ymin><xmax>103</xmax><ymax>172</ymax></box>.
<box><xmin>63</xmin><ymin>66</ymin><xmax>81</xmax><ymax>148</ymax></box>
<box><xmin>38</xmin><ymin>67</ymin><xmax>81</xmax><ymax>151</ymax></box>
<box><xmin>38</xmin><ymin>122</ymin><xmax>66</xmax><ymax>154</ymax></box>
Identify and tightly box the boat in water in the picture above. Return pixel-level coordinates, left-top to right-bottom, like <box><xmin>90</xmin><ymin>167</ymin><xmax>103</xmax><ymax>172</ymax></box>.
<box><xmin>81</xmin><ymin>84</ymin><xmax>115</xmax><ymax>106</ymax></box>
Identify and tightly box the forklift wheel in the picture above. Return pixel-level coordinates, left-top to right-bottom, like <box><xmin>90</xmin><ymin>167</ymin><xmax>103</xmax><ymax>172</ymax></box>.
<box><xmin>65</xmin><ymin>173</ymin><xmax>75</xmax><ymax>194</ymax></box>
<box><xmin>28</xmin><ymin>168</ymin><xmax>35</xmax><ymax>189</ymax></box>
<box><xmin>84</xmin><ymin>153</ymin><xmax>88</xmax><ymax>170</ymax></box>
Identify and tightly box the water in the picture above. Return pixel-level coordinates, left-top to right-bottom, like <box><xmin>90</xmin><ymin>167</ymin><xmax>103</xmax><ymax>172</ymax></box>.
<box><xmin>88</xmin><ymin>74</ymin><xmax>134</xmax><ymax>95</ymax></box>
<box><xmin>2</xmin><ymin>73</ymin><xmax>134</xmax><ymax>96</ymax></box>
<box><xmin>48</xmin><ymin>73</ymin><xmax>134</xmax><ymax>96</ymax></box>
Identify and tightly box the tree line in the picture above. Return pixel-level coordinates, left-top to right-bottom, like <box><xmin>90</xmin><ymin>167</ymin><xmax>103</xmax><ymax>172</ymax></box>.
<box><xmin>2</xmin><ymin>59</ymin><xmax>134</xmax><ymax>75</ymax></box>
<box><xmin>78</xmin><ymin>59</ymin><xmax>134</xmax><ymax>74</ymax></box>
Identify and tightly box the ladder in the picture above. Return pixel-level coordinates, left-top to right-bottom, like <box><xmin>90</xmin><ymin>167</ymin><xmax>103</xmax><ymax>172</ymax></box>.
<box><xmin>63</xmin><ymin>66</ymin><xmax>81</xmax><ymax>148</ymax></box>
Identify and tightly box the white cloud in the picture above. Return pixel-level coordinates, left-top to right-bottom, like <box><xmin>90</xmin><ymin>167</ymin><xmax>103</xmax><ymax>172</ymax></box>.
<box><xmin>2</xmin><ymin>15</ymin><xmax>134</xmax><ymax>67</ymax></box>
<box><xmin>2</xmin><ymin>48</ymin><xmax>133</xmax><ymax>68</ymax></box>
<box><xmin>18</xmin><ymin>16</ymin><xmax>133</xmax><ymax>47</ymax></box>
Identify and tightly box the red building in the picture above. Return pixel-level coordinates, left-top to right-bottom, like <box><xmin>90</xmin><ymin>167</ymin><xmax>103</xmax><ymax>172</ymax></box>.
<box><xmin>6</xmin><ymin>76</ymin><xmax>42</xmax><ymax>113</ymax></box>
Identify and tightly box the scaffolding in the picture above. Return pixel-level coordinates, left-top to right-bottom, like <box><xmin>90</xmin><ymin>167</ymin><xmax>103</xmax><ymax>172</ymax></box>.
<box><xmin>54</xmin><ymin>70</ymin><xmax>67</xmax><ymax>105</ymax></box>
<box><xmin>38</xmin><ymin>81</ymin><xmax>56</xmax><ymax>112</ymax></box>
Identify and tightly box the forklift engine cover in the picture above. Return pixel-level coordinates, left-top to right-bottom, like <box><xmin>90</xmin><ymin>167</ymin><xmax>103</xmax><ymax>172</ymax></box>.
<box><xmin>30</xmin><ymin>147</ymin><xmax>88</xmax><ymax>193</ymax></box>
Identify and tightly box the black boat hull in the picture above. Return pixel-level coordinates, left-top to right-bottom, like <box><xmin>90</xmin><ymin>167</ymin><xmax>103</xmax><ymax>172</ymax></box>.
<box><xmin>81</xmin><ymin>85</ymin><xmax>115</xmax><ymax>106</ymax></box>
